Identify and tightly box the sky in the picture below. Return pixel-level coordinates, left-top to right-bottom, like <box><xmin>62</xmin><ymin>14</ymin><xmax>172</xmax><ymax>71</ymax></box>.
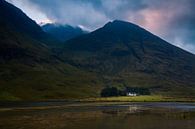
<box><xmin>6</xmin><ymin>0</ymin><xmax>195</xmax><ymax>54</ymax></box>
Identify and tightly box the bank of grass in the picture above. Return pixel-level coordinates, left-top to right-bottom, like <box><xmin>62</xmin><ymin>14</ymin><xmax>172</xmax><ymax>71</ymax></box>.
<box><xmin>80</xmin><ymin>95</ymin><xmax>195</xmax><ymax>102</ymax></box>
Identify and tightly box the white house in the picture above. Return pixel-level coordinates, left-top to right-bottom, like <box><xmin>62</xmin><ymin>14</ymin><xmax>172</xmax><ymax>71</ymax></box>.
<box><xmin>127</xmin><ymin>92</ymin><xmax>137</xmax><ymax>96</ymax></box>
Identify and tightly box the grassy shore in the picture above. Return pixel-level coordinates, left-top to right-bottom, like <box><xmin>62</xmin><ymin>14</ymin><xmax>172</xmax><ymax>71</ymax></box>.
<box><xmin>79</xmin><ymin>95</ymin><xmax>195</xmax><ymax>102</ymax></box>
<box><xmin>1</xmin><ymin>95</ymin><xmax>195</xmax><ymax>103</ymax></box>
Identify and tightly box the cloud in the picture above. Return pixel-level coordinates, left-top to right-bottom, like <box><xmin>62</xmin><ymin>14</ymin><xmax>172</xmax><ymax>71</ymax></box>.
<box><xmin>28</xmin><ymin>0</ymin><xmax>109</xmax><ymax>30</ymax></box>
<box><xmin>139</xmin><ymin>0</ymin><xmax>195</xmax><ymax>54</ymax></box>
<box><xmin>6</xmin><ymin>0</ymin><xmax>195</xmax><ymax>54</ymax></box>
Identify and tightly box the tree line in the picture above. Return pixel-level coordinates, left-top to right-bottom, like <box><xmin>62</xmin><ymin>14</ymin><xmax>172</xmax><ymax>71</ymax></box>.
<box><xmin>101</xmin><ymin>87</ymin><xmax>150</xmax><ymax>97</ymax></box>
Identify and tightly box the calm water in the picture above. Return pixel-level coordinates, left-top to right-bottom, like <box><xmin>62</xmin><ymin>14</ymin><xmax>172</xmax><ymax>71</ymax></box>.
<box><xmin>0</xmin><ymin>102</ymin><xmax>195</xmax><ymax>129</ymax></box>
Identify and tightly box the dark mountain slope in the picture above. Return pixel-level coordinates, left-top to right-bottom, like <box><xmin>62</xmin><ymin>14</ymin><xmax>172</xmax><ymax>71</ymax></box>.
<box><xmin>0</xmin><ymin>0</ymin><xmax>53</xmax><ymax>64</ymax></box>
<box><xmin>0</xmin><ymin>0</ymin><xmax>42</xmax><ymax>38</ymax></box>
<box><xmin>42</xmin><ymin>23</ymin><xmax>87</xmax><ymax>42</ymax></box>
<box><xmin>62</xmin><ymin>20</ymin><xmax>195</xmax><ymax>96</ymax></box>
<box><xmin>0</xmin><ymin>0</ymin><xmax>60</xmax><ymax>46</ymax></box>
<box><xmin>0</xmin><ymin>0</ymin><xmax>101</xmax><ymax>100</ymax></box>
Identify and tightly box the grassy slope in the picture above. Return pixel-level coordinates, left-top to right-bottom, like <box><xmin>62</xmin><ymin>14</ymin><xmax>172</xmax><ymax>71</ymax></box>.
<box><xmin>80</xmin><ymin>95</ymin><xmax>195</xmax><ymax>102</ymax></box>
<box><xmin>1</xmin><ymin>27</ymin><xmax>195</xmax><ymax>101</ymax></box>
<box><xmin>0</xmin><ymin>62</ymin><xmax>103</xmax><ymax>101</ymax></box>
<box><xmin>1</xmin><ymin>28</ymin><xmax>194</xmax><ymax>101</ymax></box>
<box><xmin>0</xmin><ymin>26</ymin><xmax>103</xmax><ymax>101</ymax></box>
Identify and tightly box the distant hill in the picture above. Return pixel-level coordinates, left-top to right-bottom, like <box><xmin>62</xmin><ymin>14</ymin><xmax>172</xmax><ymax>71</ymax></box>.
<box><xmin>42</xmin><ymin>23</ymin><xmax>88</xmax><ymax>42</ymax></box>
<box><xmin>61</xmin><ymin>20</ymin><xmax>195</xmax><ymax>96</ymax></box>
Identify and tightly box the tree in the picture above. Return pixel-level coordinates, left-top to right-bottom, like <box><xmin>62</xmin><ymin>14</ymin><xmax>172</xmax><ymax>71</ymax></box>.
<box><xmin>101</xmin><ymin>87</ymin><xmax>119</xmax><ymax>97</ymax></box>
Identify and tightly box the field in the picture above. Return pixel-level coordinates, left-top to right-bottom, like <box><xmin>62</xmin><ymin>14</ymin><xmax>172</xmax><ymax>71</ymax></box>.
<box><xmin>80</xmin><ymin>95</ymin><xmax>195</xmax><ymax>102</ymax></box>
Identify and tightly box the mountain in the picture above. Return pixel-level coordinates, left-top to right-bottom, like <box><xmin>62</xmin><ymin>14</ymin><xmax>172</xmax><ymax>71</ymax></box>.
<box><xmin>61</xmin><ymin>20</ymin><xmax>195</xmax><ymax>96</ymax></box>
<box><xmin>0</xmin><ymin>0</ymin><xmax>101</xmax><ymax>100</ymax></box>
<box><xmin>42</xmin><ymin>23</ymin><xmax>87</xmax><ymax>42</ymax></box>
<box><xmin>1</xmin><ymin>0</ymin><xmax>195</xmax><ymax>100</ymax></box>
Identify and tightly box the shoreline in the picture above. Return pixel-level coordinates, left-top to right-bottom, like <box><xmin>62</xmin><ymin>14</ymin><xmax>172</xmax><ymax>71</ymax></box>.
<box><xmin>0</xmin><ymin>96</ymin><xmax>195</xmax><ymax>111</ymax></box>
<box><xmin>1</xmin><ymin>95</ymin><xmax>195</xmax><ymax>104</ymax></box>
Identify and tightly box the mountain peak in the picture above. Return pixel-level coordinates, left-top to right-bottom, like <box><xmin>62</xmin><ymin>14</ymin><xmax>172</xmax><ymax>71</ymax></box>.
<box><xmin>99</xmin><ymin>20</ymin><xmax>145</xmax><ymax>37</ymax></box>
<box><xmin>85</xmin><ymin>19</ymin><xmax>154</xmax><ymax>45</ymax></box>
<box><xmin>112</xmin><ymin>19</ymin><xmax>135</xmax><ymax>24</ymax></box>
<box><xmin>104</xmin><ymin>20</ymin><xmax>139</xmax><ymax>28</ymax></box>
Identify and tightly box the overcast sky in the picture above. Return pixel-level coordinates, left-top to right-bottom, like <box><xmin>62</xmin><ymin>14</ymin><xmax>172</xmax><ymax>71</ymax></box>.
<box><xmin>6</xmin><ymin>0</ymin><xmax>195</xmax><ymax>54</ymax></box>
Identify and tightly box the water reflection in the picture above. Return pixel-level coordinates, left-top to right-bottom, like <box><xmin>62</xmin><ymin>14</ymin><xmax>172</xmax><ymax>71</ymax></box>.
<box><xmin>101</xmin><ymin>104</ymin><xmax>143</xmax><ymax>115</ymax></box>
<box><xmin>127</xmin><ymin>105</ymin><xmax>141</xmax><ymax>113</ymax></box>
<box><xmin>0</xmin><ymin>103</ymin><xmax>195</xmax><ymax>129</ymax></box>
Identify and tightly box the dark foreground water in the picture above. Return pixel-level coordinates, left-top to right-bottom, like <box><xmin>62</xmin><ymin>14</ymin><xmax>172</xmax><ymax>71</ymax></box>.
<box><xmin>0</xmin><ymin>102</ymin><xmax>195</xmax><ymax>129</ymax></box>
